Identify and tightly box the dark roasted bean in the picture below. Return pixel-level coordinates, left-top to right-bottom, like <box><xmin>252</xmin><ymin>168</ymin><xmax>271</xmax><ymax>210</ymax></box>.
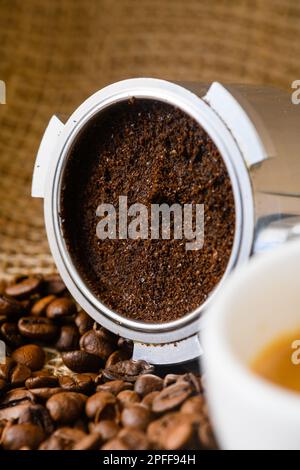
<box><xmin>105</xmin><ymin>349</ymin><xmax>132</xmax><ymax>368</ymax></box>
<box><xmin>31</xmin><ymin>295</ymin><xmax>56</xmax><ymax>316</ymax></box>
<box><xmin>121</xmin><ymin>404</ymin><xmax>151</xmax><ymax>430</ymax></box>
<box><xmin>30</xmin><ymin>387</ymin><xmax>65</xmax><ymax>401</ymax></box>
<box><xmin>73</xmin><ymin>433</ymin><xmax>102</xmax><ymax>450</ymax></box>
<box><xmin>85</xmin><ymin>391</ymin><xmax>118</xmax><ymax>421</ymax></box>
<box><xmin>1</xmin><ymin>422</ymin><xmax>45</xmax><ymax>450</ymax></box>
<box><xmin>1</xmin><ymin>322</ymin><xmax>23</xmax><ymax>347</ymax></box>
<box><xmin>46</xmin><ymin>392</ymin><xmax>86</xmax><ymax>424</ymax></box>
<box><xmin>43</xmin><ymin>274</ymin><xmax>66</xmax><ymax>296</ymax></box>
<box><xmin>102</xmin><ymin>428</ymin><xmax>149</xmax><ymax>450</ymax></box>
<box><xmin>75</xmin><ymin>311</ymin><xmax>93</xmax><ymax>335</ymax></box>
<box><xmin>0</xmin><ymin>295</ymin><xmax>23</xmax><ymax>318</ymax></box>
<box><xmin>80</xmin><ymin>329</ymin><xmax>115</xmax><ymax>360</ymax></box>
<box><xmin>18</xmin><ymin>404</ymin><xmax>54</xmax><ymax>435</ymax></box>
<box><xmin>39</xmin><ymin>427</ymin><xmax>86</xmax><ymax>450</ymax></box>
<box><xmin>25</xmin><ymin>375</ymin><xmax>59</xmax><ymax>389</ymax></box>
<box><xmin>5</xmin><ymin>276</ymin><xmax>42</xmax><ymax>299</ymax></box>
<box><xmin>55</xmin><ymin>325</ymin><xmax>79</xmax><ymax>351</ymax></box>
<box><xmin>96</xmin><ymin>379</ymin><xmax>132</xmax><ymax>395</ymax></box>
<box><xmin>103</xmin><ymin>359</ymin><xmax>154</xmax><ymax>382</ymax></box>
<box><xmin>117</xmin><ymin>390</ymin><xmax>140</xmax><ymax>408</ymax></box>
<box><xmin>18</xmin><ymin>317</ymin><xmax>58</xmax><ymax>341</ymax></box>
<box><xmin>152</xmin><ymin>381</ymin><xmax>192</xmax><ymax>413</ymax></box>
<box><xmin>46</xmin><ymin>297</ymin><xmax>77</xmax><ymax>320</ymax></box>
<box><xmin>58</xmin><ymin>374</ymin><xmax>94</xmax><ymax>394</ymax></box>
<box><xmin>134</xmin><ymin>374</ymin><xmax>163</xmax><ymax>397</ymax></box>
<box><xmin>0</xmin><ymin>357</ymin><xmax>31</xmax><ymax>386</ymax></box>
<box><xmin>62</xmin><ymin>350</ymin><xmax>103</xmax><ymax>372</ymax></box>
<box><xmin>12</xmin><ymin>344</ymin><xmax>45</xmax><ymax>371</ymax></box>
<box><xmin>89</xmin><ymin>420</ymin><xmax>119</xmax><ymax>442</ymax></box>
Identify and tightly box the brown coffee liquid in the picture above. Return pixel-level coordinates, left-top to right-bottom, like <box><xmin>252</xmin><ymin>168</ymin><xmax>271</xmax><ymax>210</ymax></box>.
<box><xmin>61</xmin><ymin>98</ymin><xmax>235</xmax><ymax>323</ymax></box>
<box><xmin>251</xmin><ymin>329</ymin><xmax>300</xmax><ymax>393</ymax></box>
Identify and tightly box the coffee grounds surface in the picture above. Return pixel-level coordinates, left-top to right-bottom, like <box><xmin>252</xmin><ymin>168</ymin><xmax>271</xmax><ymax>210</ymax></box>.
<box><xmin>61</xmin><ymin>99</ymin><xmax>235</xmax><ymax>323</ymax></box>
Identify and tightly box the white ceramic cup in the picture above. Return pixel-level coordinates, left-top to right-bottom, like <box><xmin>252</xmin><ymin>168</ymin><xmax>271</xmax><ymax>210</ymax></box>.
<box><xmin>201</xmin><ymin>240</ymin><xmax>300</xmax><ymax>450</ymax></box>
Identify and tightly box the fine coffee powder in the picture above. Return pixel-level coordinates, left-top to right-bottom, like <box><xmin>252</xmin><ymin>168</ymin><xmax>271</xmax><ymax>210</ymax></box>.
<box><xmin>61</xmin><ymin>99</ymin><xmax>235</xmax><ymax>322</ymax></box>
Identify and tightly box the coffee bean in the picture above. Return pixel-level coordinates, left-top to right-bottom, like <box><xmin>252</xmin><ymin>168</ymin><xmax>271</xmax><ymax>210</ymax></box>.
<box><xmin>117</xmin><ymin>390</ymin><xmax>140</xmax><ymax>408</ymax></box>
<box><xmin>75</xmin><ymin>310</ymin><xmax>93</xmax><ymax>335</ymax></box>
<box><xmin>55</xmin><ymin>325</ymin><xmax>79</xmax><ymax>351</ymax></box>
<box><xmin>12</xmin><ymin>344</ymin><xmax>45</xmax><ymax>371</ymax></box>
<box><xmin>18</xmin><ymin>317</ymin><xmax>58</xmax><ymax>341</ymax></box>
<box><xmin>25</xmin><ymin>375</ymin><xmax>59</xmax><ymax>389</ymax></box>
<box><xmin>134</xmin><ymin>374</ymin><xmax>163</xmax><ymax>397</ymax></box>
<box><xmin>43</xmin><ymin>274</ymin><xmax>66</xmax><ymax>296</ymax></box>
<box><xmin>163</xmin><ymin>419</ymin><xmax>194</xmax><ymax>450</ymax></box>
<box><xmin>0</xmin><ymin>357</ymin><xmax>31</xmax><ymax>386</ymax></box>
<box><xmin>39</xmin><ymin>427</ymin><xmax>86</xmax><ymax>450</ymax></box>
<box><xmin>0</xmin><ymin>295</ymin><xmax>23</xmax><ymax>318</ymax></box>
<box><xmin>105</xmin><ymin>349</ymin><xmax>132</xmax><ymax>368</ymax></box>
<box><xmin>85</xmin><ymin>391</ymin><xmax>118</xmax><ymax>421</ymax></box>
<box><xmin>89</xmin><ymin>420</ymin><xmax>119</xmax><ymax>442</ymax></box>
<box><xmin>121</xmin><ymin>404</ymin><xmax>151</xmax><ymax>430</ymax></box>
<box><xmin>62</xmin><ymin>350</ymin><xmax>103</xmax><ymax>372</ymax></box>
<box><xmin>46</xmin><ymin>392</ymin><xmax>86</xmax><ymax>424</ymax></box>
<box><xmin>30</xmin><ymin>387</ymin><xmax>64</xmax><ymax>401</ymax></box>
<box><xmin>103</xmin><ymin>359</ymin><xmax>154</xmax><ymax>382</ymax></box>
<box><xmin>141</xmin><ymin>391</ymin><xmax>160</xmax><ymax>408</ymax></box>
<box><xmin>1</xmin><ymin>322</ymin><xmax>23</xmax><ymax>347</ymax></box>
<box><xmin>31</xmin><ymin>295</ymin><xmax>56</xmax><ymax>316</ymax></box>
<box><xmin>58</xmin><ymin>374</ymin><xmax>94</xmax><ymax>394</ymax></box>
<box><xmin>147</xmin><ymin>412</ymin><xmax>183</xmax><ymax>447</ymax></box>
<box><xmin>96</xmin><ymin>379</ymin><xmax>133</xmax><ymax>395</ymax></box>
<box><xmin>0</xmin><ymin>378</ymin><xmax>7</xmax><ymax>396</ymax></box>
<box><xmin>180</xmin><ymin>395</ymin><xmax>205</xmax><ymax>416</ymax></box>
<box><xmin>103</xmin><ymin>428</ymin><xmax>150</xmax><ymax>450</ymax></box>
<box><xmin>198</xmin><ymin>422</ymin><xmax>216</xmax><ymax>449</ymax></box>
<box><xmin>0</xmin><ymin>389</ymin><xmax>35</xmax><ymax>420</ymax></box>
<box><xmin>5</xmin><ymin>276</ymin><xmax>42</xmax><ymax>299</ymax></box>
<box><xmin>73</xmin><ymin>433</ymin><xmax>102</xmax><ymax>450</ymax></box>
<box><xmin>46</xmin><ymin>297</ymin><xmax>77</xmax><ymax>320</ymax></box>
<box><xmin>18</xmin><ymin>404</ymin><xmax>54</xmax><ymax>435</ymax></box>
<box><xmin>152</xmin><ymin>382</ymin><xmax>192</xmax><ymax>413</ymax></box>
<box><xmin>80</xmin><ymin>329</ymin><xmax>115</xmax><ymax>360</ymax></box>
<box><xmin>1</xmin><ymin>422</ymin><xmax>45</xmax><ymax>450</ymax></box>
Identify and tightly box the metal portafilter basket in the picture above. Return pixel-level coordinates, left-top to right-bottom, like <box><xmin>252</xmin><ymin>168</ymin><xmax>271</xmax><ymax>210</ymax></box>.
<box><xmin>31</xmin><ymin>78</ymin><xmax>300</xmax><ymax>365</ymax></box>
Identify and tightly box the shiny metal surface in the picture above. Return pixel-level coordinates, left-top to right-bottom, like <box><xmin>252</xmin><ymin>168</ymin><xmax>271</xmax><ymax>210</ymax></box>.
<box><xmin>32</xmin><ymin>78</ymin><xmax>300</xmax><ymax>363</ymax></box>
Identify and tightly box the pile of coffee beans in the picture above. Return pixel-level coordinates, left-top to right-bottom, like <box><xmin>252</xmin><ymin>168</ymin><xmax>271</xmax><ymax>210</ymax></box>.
<box><xmin>0</xmin><ymin>274</ymin><xmax>216</xmax><ymax>450</ymax></box>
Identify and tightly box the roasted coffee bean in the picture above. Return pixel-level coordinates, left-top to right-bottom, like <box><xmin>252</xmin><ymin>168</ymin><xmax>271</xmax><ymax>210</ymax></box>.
<box><xmin>117</xmin><ymin>390</ymin><xmax>140</xmax><ymax>408</ymax></box>
<box><xmin>102</xmin><ymin>428</ymin><xmax>149</xmax><ymax>450</ymax></box>
<box><xmin>75</xmin><ymin>310</ymin><xmax>93</xmax><ymax>335</ymax></box>
<box><xmin>1</xmin><ymin>322</ymin><xmax>23</xmax><ymax>347</ymax></box>
<box><xmin>55</xmin><ymin>325</ymin><xmax>79</xmax><ymax>351</ymax></box>
<box><xmin>46</xmin><ymin>392</ymin><xmax>86</xmax><ymax>424</ymax></box>
<box><xmin>0</xmin><ymin>295</ymin><xmax>23</xmax><ymax>318</ymax></box>
<box><xmin>46</xmin><ymin>297</ymin><xmax>77</xmax><ymax>320</ymax></box>
<box><xmin>180</xmin><ymin>373</ymin><xmax>202</xmax><ymax>394</ymax></box>
<box><xmin>0</xmin><ymin>389</ymin><xmax>35</xmax><ymax>420</ymax></box>
<box><xmin>1</xmin><ymin>422</ymin><xmax>45</xmax><ymax>450</ymax></box>
<box><xmin>147</xmin><ymin>412</ymin><xmax>185</xmax><ymax>447</ymax></box>
<box><xmin>39</xmin><ymin>427</ymin><xmax>86</xmax><ymax>450</ymax></box>
<box><xmin>18</xmin><ymin>404</ymin><xmax>54</xmax><ymax>435</ymax></box>
<box><xmin>85</xmin><ymin>391</ymin><xmax>118</xmax><ymax>421</ymax></box>
<box><xmin>5</xmin><ymin>276</ymin><xmax>42</xmax><ymax>299</ymax></box>
<box><xmin>103</xmin><ymin>359</ymin><xmax>154</xmax><ymax>382</ymax></box>
<box><xmin>73</xmin><ymin>433</ymin><xmax>102</xmax><ymax>450</ymax></box>
<box><xmin>180</xmin><ymin>395</ymin><xmax>205</xmax><ymax>416</ymax></box>
<box><xmin>18</xmin><ymin>317</ymin><xmax>58</xmax><ymax>341</ymax></box>
<box><xmin>80</xmin><ymin>329</ymin><xmax>115</xmax><ymax>360</ymax></box>
<box><xmin>0</xmin><ymin>378</ymin><xmax>7</xmax><ymax>396</ymax></box>
<box><xmin>117</xmin><ymin>337</ymin><xmax>134</xmax><ymax>354</ymax></box>
<box><xmin>134</xmin><ymin>374</ymin><xmax>163</xmax><ymax>397</ymax></box>
<box><xmin>96</xmin><ymin>379</ymin><xmax>132</xmax><ymax>395</ymax></box>
<box><xmin>163</xmin><ymin>418</ymin><xmax>194</xmax><ymax>450</ymax></box>
<box><xmin>105</xmin><ymin>349</ymin><xmax>132</xmax><ymax>368</ymax></box>
<box><xmin>121</xmin><ymin>404</ymin><xmax>151</xmax><ymax>430</ymax></box>
<box><xmin>89</xmin><ymin>420</ymin><xmax>119</xmax><ymax>442</ymax></box>
<box><xmin>141</xmin><ymin>391</ymin><xmax>160</xmax><ymax>408</ymax></box>
<box><xmin>25</xmin><ymin>375</ymin><xmax>59</xmax><ymax>389</ymax></box>
<box><xmin>43</xmin><ymin>274</ymin><xmax>66</xmax><ymax>296</ymax></box>
<box><xmin>62</xmin><ymin>350</ymin><xmax>103</xmax><ymax>372</ymax></box>
<box><xmin>30</xmin><ymin>387</ymin><xmax>64</xmax><ymax>401</ymax></box>
<box><xmin>58</xmin><ymin>374</ymin><xmax>94</xmax><ymax>394</ymax></box>
<box><xmin>12</xmin><ymin>344</ymin><xmax>45</xmax><ymax>371</ymax></box>
<box><xmin>198</xmin><ymin>422</ymin><xmax>216</xmax><ymax>449</ymax></box>
<box><xmin>152</xmin><ymin>381</ymin><xmax>193</xmax><ymax>413</ymax></box>
<box><xmin>31</xmin><ymin>295</ymin><xmax>56</xmax><ymax>316</ymax></box>
<box><xmin>0</xmin><ymin>358</ymin><xmax>31</xmax><ymax>386</ymax></box>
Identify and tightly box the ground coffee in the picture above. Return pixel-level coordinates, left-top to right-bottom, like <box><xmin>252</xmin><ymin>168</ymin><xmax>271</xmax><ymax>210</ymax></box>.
<box><xmin>61</xmin><ymin>99</ymin><xmax>235</xmax><ymax>322</ymax></box>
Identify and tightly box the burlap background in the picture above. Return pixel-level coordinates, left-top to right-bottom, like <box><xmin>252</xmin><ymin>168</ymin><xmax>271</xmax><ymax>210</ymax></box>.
<box><xmin>0</xmin><ymin>0</ymin><xmax>299</xmax><ymax>279</ymax></box>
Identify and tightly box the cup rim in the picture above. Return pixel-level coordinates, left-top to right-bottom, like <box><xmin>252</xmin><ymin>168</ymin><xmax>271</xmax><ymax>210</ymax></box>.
<box><xmin>203</xmin><ymin>240</ymin><xmax>300</xmax><ymax>413</ymax></box>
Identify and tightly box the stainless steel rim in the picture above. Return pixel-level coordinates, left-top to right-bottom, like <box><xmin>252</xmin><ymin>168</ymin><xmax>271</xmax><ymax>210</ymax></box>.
<box><xmin>45</xmin><ymin>78</ymin><xmax>254</xmax><ymax>343</ymax></box>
